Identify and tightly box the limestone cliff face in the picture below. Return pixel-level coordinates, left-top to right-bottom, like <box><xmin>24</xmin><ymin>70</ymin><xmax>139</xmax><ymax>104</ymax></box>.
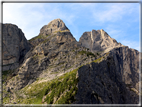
<box><xmin>2</xmin><ymin>24</ymin><xmax>30</xmax><ymax>71</ymax></box>
<box><xmin>79</xmin><ymin>29</ymin><xmax>123</xmax><ymax>53</ymax></box>
<box><xmin>75</xmin><ymin>46</ymin><xmax>139</xmax><ymax>104</ymax></box>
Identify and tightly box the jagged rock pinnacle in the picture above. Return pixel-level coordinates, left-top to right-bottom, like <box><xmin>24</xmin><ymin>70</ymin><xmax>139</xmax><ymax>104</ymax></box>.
<box><xmin>79</xmin><ymin>29</ymin><xmax>123</xmax><ymax>53</ymax></box>
<box><xmin>29</xmin><ymin>19</ymin><xmax>76</xmax><ymax>47</ymax></box>
<box><xmin>39</xmin><ymin>18</ymin><xmax>69</xmax><ymax>36</ymax></box>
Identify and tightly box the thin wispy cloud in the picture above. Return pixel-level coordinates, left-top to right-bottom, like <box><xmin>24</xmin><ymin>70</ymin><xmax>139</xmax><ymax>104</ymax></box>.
<box><xmin>121</xmin><ymin>40</ymin><xmax>140</xmax><ymax>51</ymax></box>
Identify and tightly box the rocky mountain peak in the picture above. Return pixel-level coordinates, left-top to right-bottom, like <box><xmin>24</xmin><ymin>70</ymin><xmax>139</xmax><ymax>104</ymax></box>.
<box><xmin>39</xmin><ymin>18</ymin><xmax>69</xmax><ymax>36</ymax></box>
<box><xmin>79</xmin><ymin>29</ymin><xmax>123</xmax><ymax>53</ymax></box>
<box><xmin>29</xmin><ymin>19</ymin><xmax>76</xmax><ymax>47</ymax></box>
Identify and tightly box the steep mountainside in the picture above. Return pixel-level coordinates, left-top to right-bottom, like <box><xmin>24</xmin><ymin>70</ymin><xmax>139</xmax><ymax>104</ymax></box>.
<box><xmin>75</xmin><ymin>46</ymin><xmax>139</xmax><ymax>104</ymax></box>
<box><xmin>3</xmin><ymin>19</ymin><xmax>99</xmax><ymax>104</ymax></box>
<box><xmin>79</xmin><ymin>29</ymin><xmax>123</xmax><ymax>53</ymax></box>
<box><xmin>2</xmin><ymin>19</ymin><xmax>140</xmax><ymax>104</ymax></box>
<box><xmin>2</xmin><ymin>24</ymin><xmax>30</xmax><ymax>71</ymax></box>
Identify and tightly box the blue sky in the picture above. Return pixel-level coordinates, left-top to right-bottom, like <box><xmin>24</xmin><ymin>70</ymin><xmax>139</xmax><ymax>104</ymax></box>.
<box><xmin>3</xmin><ymin>2</ymin><xmax>140</xmax><ymax>51</ymax></box>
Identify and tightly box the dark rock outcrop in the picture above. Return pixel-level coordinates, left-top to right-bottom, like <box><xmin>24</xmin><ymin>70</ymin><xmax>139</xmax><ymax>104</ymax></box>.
<box><xmin>2</xmin><ymin>24</ymin><xmax>30</xmax><ymax>71</ymax></box>
<box><xmin>75</xmin><ymin>46</ymin><xmax>139</xmax><ymax>104</ymax></box>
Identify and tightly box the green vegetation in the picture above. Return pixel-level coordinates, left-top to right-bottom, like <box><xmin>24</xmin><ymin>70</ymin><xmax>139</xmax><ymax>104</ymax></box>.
<box><xmin>29</xmin><ymin>35</ymin><xmax>43</xmax><ymax>41</ymax></box>
<box><xmin>93</xmin><ymin>57</ymin><xmax>104</xmax><ymax>63</ymax></box>
<box><xmin>126</xmin><ymin>84</ymin><xmax>132</xmax><ymax>87</ymax></box>
<box><xmin>3</xmin><ymin>85</ymin><xmax>11</xmax><ymax>104</ymax></box>
<box><xmin>59</xmin><ymin>29</ymin><xmax>69</xmax><ymax>32</ymax></box>
<box><xmin>2</xmin><ymin>70</ymin><xmax>10</xmax><ymax>76</ymax></box>
<box><xmin>2</xmin><ymin>70</ymin><xmax>13</xmax><ymax>83</ymax></box>
<box><xmin>3</xmin><ymin>94</ymin><xmax>10</xmax><ymax>104</ymax></box>
<box><xmin>106</xmin><ymin>52</ymin><xmax>109</xmax><ymax>56</ymax></box>
<box><xmin>42</xmin><ymin>38</ymin><xmax>50</xmax><ymax>44</ymax></box>
<box><xmin>32</xmin><ymin>54</ymin><xmax>39</xmax><ymax>60</ymax></box>
<box><xmin>93</xmin><ymin>52</ymin><xmax>109</xmax><ymax>63</ymax></box>
<box><xmin>54</xmin><ymin>29</ymin><xmax>70</xmax><ymax>33</ymax></box>
<box><xmin>32</xmin><ymin>54</ymin><xmax>45</xmax><ymax>61</ymax></box>
<box><xmin>17</xmin><ymin>67</ymin><xmax>79</xmax><ymax>104</ymax></box>
<box><xmin>57</xmin><ymin>62</ymin><xmax>65</xmax><ymax>66</ymax></box>
<box><xmin>29</xmin><ymin>34</ymin><xmax>49</xmax><ymax>42</ymax></box>
<box><xmin>78</xmin><ymin>50</ymin><xmax>96</xmax><ymax>57</ymax></box>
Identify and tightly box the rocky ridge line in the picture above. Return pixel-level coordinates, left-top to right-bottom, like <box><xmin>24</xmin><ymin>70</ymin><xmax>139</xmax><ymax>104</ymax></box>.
<box><xmin>2</xmin><ymin>19</ymin><xmax>140</xmax><ymax>104</ymax></box>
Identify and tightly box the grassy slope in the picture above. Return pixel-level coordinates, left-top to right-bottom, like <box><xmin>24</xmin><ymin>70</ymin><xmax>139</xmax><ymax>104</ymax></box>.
<box><xmin>16</xmin><ymin>54</ymin><xmax>107</xmax><ymax>104</ymax></box>
<box><xmin>15</xmin><ymin>68</ymin><xmax>79</xmax><ymax>104</ymax></box>
<box><xmin>3</xmin><ymin>50</ymin><xmax>109</xmax><ymax>104</ymax></box>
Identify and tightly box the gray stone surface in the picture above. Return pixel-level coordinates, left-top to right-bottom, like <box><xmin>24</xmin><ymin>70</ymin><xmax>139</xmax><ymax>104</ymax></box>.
<box><xmin>2</xmin><ymin>24</ymin><xmax>30</xmax><ymax>71</ymax></box>
<box><xmin>39</xmin><ymin>18</ymin><xmax>69</xmax><ymax>36</ymax></box>
<box><xmin>29</xmin><ymin>19</ymin><xmax>75</xmax><ymax>47</ymax></box>
<box><xmin>75</xmin><ymin>46</ymin><xmax>139</xmax><ymax>104</ymax></box>
<box><xmin>79</xmin><ymin>29</ymin><xmax>123</xmax><ymax>53</ymax></box>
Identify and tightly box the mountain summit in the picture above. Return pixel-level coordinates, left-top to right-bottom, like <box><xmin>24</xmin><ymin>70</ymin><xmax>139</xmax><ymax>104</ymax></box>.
<box><xmin>29</xmin><ymin>19</ymin><xmax>76</xmax><ymax>47</ymax></box>
<box><xmin>79</xmin><ymin>29</ymin><xmax>123</xmax><ymax>53</ymax></box>
<box><xmin>39</xmin><ymin>19</ymin><xmax>69</xmax><ymax>36</ymax></box>
<box><xmin>2</xmin><ymin>19</ymin><xmax>140</xmax><ymax>104</ymax></box>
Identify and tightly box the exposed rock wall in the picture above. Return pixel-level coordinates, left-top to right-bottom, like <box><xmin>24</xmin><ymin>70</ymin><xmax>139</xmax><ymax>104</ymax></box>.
<box><xmin>79</xmin><ymin>29</ymin><xmax>123</xmax><ymax>53</ymax></box>
<box><xmin>75</xmin><ymin>46</ymin><xmax>139</xmax><ymax>104</ymax></box>
<box><xmin>2</xmin><ymin>24</ymin><xmax>30</xmax><ymax>71</ymax></box>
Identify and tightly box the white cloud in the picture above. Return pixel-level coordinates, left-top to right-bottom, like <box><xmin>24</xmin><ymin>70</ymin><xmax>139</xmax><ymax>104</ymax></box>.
<box><xmin>91</xmin><ymin>3</ymin><xmax>138</xmax><ymax>23</ymax></box>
